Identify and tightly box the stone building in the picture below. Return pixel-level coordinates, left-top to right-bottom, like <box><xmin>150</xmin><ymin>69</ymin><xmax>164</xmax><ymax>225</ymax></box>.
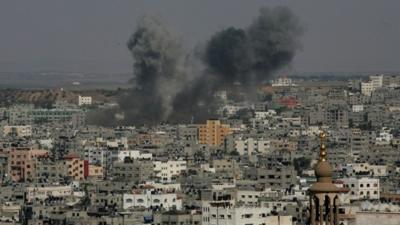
<box><xmin>153</xmin><ymin>210</ymin><xmax>202</xmax><ymax>225</ymax></box>
<box><xmin>111</xmin><ymin>159</ymin><xmax>154</xmax><ymax>183</ymax></box>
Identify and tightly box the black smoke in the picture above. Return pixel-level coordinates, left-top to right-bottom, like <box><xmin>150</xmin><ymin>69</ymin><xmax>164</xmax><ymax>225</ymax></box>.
<box><xmin>204</xmin><ymin>27</ymin><xmax>252</xmax><ymax>84</ymax></box>
<box><xmin>170</xmin><ymin>6</ymin><xmax>303</xmax><ymax>122</ymax></box>
<box><xmin>121</xmin><ymin>16</ymin><xmax>186</xmax><ymax>125</ymax></box>
<box><xmin>88</xmin><ymin>6</ymin><xmax>303</xmax><ymax>126</ymax></box>
<box><xmin>203</xmin><ymin>6</ymin><xmax>303</xmax><ymax>85</ymax></box>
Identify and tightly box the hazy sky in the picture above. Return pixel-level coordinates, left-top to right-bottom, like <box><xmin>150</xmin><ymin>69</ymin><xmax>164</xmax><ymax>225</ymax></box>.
<box><xmin>0</xmin><ymin>0</ymin><xmax>399</xmax><ymax>74</ymax></box>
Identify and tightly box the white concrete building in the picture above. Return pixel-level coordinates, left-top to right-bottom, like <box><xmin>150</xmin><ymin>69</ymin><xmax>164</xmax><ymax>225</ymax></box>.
<box><xmin>200</xmin><ymin>163</ymin><xmax>216</xmax><ymax>173</ymax></box>
<box><xmin>138</xmin><ymin>182</ymin><xmax>181</xmax><ymax>192</ymax></box>
<box><xmin>259</xmin><ymin>200</ymin><xmax>298</xmax><ymax>213</ymax></box>
<box><xmin>370</xmin><ymin>74</ymin><xmax>383</xmax><ymax>89</ymax></box>
<box><xmin>235</xmin><ymin>138</ymin><xmax>270</xmax><ymax>156</ymax></box>
<box><xmin>342</xmin><ymin>163</ymin><xmax>388</xmax><ymax>177</ymax></box>
<box><xmin>341</xmin><ymin>177</ymin><xmax>380</xmax><ymax>200</ymax></box>
<box><xmin>117</xmin><ymin>150</ymin><xmax>152</xmax><ymax>162</ymax></box>
<box><xmin>302</xmin><ymin>126</ymin><xmax>322</xmax><ymax>137</ymax></box>
<box><xmin>361</xmin><ymin>75</ymin><xmax>383</xmax><ymax>96</ymax></box>
<box><xmin>389</xmin><ymin>106</ymin><xmax>400</xmax><ymax>112</ymax></box>
<box><xmin>25</xmin><ymin>186</ymin><xmax>73</xmax><ymax>202</ymax></box>
<box><xmin>352</xmin><ymin>105</ymin><xmax>364</xmax><ymax>112</ymax></box>
<box><xmin>38</xmin><ymin>139</ymin><xmax>53</xmax><ymax>150</ymax></box>
<box><xmin>106</xmin><ymin>137</ymin><xmax>128</xmax><ymax>149</ymax></box>
<box><xmin>376</xmin><ymin>129</ymin><xmax>393</xmax><ymax>145</ymax></box>
<box><xmin>202</xmin><ymin>201</ymin><xmax>292</xmax><ymax>225</ymax></box>
<box><xmin>236</xmin><ymin>190</ymin><xmax>264</xmax><ymax>205</ymax></box>
<box><xmin>211</xmin><ymin>183</ymin><xmax>236</xmax><ymax>191</ymax></box>
<box><xmin>123</xmin><ymin>191</ymin><xmax>182</xmax><ymax>210</ymax></box>
<box><xmin>271</xmin><ymin>77</ymin><xmax>296</xmax><ymax>87</ymax></box>
<box><xmin>255</xmin><ymin>110</ymin><xmax>277</xmax><ymax>119</ymax></box>
<box><xmin>361</xmin><ymin>81</ymin><xmax>373</xmax><ymax>96</ymax></box>
<box><xmin>220</xmin><ymin>105</ymin><xmax>245</xmax><ymax>116</ymax></box>
<box><xmin>3</xmin><ymin>125</ymin><xmax>32</xmax><ymax>137</ymax></box>
<box><xmin>78</xmin><ymin>95</ymin><xmax>92</xmax><ymax>106</ymax></box>
<box><xmin>282</xmin><ymin>117</ymin><xmax>302</xmax><ymax>126</ymax></box>
<box><xmin>153</xmin><ymin>160</ymin><xmax>187</xmax><ymax>183</ymax></box>
<box><xmin>235</xmin><ymin>190</ymin><xmax>276</xmax><ymax>206</ymax></box>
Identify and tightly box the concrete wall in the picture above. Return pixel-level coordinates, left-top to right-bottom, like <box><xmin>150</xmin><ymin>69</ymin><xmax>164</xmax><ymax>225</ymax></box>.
<box><xmin>356</xmin><ymin>212</ymin><xmax>400</xmax><ymax>225</ymax></box>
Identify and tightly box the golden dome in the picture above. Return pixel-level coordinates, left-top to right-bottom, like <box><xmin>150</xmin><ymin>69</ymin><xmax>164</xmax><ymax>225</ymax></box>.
<box><xmin>315</xmin><ymin>160</ymin><xmax>333</xmax><ymax>180</ymax></box>
<box><xmin>309</xmin><ymin>131</ymin><xmax>341</xmax><ymax>193</ymax></box>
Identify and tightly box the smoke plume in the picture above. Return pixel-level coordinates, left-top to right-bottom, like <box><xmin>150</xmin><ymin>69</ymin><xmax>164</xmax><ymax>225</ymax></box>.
<box><xmin>170</xmin><ymin>6</ymin><xmax>303</xmax><ymax>122</ymax></box>
<box><xmin>203</xmin><ymin>6</ymin><xmax>303</xmax><ymax>85</ymax></box>
<box><xmin>88</xmin><ymin>6</ymin><xmax>303</xmax><ymax>126</ymax></box>
<box><xmin>120</xmin><ymin>17</ymin><xmax>186</xmax><ymax>125</ymax></box>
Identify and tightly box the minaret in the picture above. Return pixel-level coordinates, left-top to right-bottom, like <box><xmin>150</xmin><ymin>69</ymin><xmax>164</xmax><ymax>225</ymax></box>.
<box><xmin>309</xmin><ymin>131</ymin><xmax>346</xmax><ymax>225</ymax></box>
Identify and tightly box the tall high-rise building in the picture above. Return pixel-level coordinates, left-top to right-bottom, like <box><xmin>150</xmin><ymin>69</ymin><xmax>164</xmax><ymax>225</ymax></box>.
<box><xmin>370</xmin><ymin>74</ymin><xmax>383</xmax><ymax>89</ymax></box>
<box><xmin>198</xmin><ymin>119</ymin><xmax>232</xmax><ymax>146</ymax></box>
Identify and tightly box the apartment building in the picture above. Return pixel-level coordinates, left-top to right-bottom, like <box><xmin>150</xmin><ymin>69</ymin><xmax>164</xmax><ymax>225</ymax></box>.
<box><xmin>64</xmin><ymin>154</ymin><xmax>88</xmax><ymax>181</ymax></box>
<box><xmin>198</xmin><ymin>119</ymin><xmax>232</xmax><ymax>146</ymax></box>
<box><xmin>111</xmin><ymin>160</ymin><xmax>154</xmax><ymax>183</ymax></box>
<box><xmin>153</xmin><ymin>160</ymin><xmax>187</xmax><ymax>183</ymax></box>
<box><xmin>123</xmin><ymin>190</ymin><xmax>182</xmax><ymax>210</ymax></box>
<box><xmin>341</xmin><ymin>177</ymin><xmax>380</xmax><ymax>200</ymax></box>
<box><xmin>8</xmin><ymin>148</ymin><xmax>49</xmax><ymax>182</ymax></box>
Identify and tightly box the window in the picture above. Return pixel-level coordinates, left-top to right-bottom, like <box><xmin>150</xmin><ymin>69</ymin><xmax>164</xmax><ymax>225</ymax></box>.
<box><xmin>242</xmin><ymin>214</ymin><xmax>253</xmax><ymax>218</ymax></box>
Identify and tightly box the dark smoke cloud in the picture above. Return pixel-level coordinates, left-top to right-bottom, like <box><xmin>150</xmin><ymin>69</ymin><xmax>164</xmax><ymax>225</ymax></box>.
<box><xmin>203</xmin><ymin>6</ymin><xmax>303</xmax><ymax>85</ymax></box>
<box><xmin>248</xmin><ymin>7</ymin><xmax>303</xmax><ymax>80</ymax></box>
<box><xmin>88</xmin><ymin>6</ymin><xmax>303</xmax><ymax>126</ymax></box>
<box><xmin>120</xmin><ymin>16</ymin><xmax>186</xmax><ymax>125</ymax></box>
<box><xmin>170</xmin><ymin>6</ymin><xmax>303</xmax><ymax>122</ymax></box>
<box><xmin>204</xmin><ymin>27</ymin><xmax>251</xmax><ymax>84</ymax></box>
<box><xmin>169</xmin><ymin>76</ymin><xmax>219</xmax><ymax>123</ymax></box>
